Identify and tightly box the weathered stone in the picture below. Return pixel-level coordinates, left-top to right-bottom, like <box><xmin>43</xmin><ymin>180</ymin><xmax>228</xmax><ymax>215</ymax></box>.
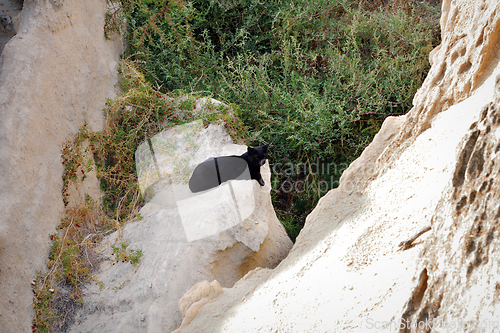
<box><xmin>69</xmin><ymin>123</ymin><xmax>292</xmax><ymax>332</ymax></box>
<box><xmin>0</xmin><ymin>1</ymin><xmax>122</xmax><ymax>331</ymax></box>
<box><xmin>176</xmin><ymin>280</ymin><xmax>223</xmax><ymax>330</ymax></box>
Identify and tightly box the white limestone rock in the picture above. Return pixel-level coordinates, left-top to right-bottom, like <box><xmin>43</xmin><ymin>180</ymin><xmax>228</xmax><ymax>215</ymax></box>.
<box><xmin>0</xmin><ymin>1</ymin><xmax>122</xmax><ymax>331</ymax></box>
<box><xmin>69</xmin><ymin>122</ymin><xmax>292</xmax><ymax>332</ymax></box>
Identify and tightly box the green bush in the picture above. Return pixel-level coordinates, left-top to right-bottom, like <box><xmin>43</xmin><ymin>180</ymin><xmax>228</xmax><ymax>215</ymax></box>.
<box><xmin>107</xmin><ymin>0</ymin><xmax>441</xmax><ymax>240</ymax></box>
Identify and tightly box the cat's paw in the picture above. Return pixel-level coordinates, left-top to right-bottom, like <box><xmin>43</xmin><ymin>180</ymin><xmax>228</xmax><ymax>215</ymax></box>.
<box><xmin>258</xmin><ymin>178</ymin><xmax>265</xmax><ymax>186</ymax></box>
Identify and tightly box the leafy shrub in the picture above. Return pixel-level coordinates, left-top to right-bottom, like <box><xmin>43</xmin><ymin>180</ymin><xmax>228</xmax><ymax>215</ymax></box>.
<box><xmin>107</xmin><ymin>0</ymin><xmax>440</xmax><ymax>240</ymax></box>
<box><xmin>90</xmin><ymin>60</ymin><xmax>245</xmax><ymax>220</ymax></box>
<box><xmin>31</xmin><ymin>197</ymin><xmax>110</xmax><ymax>332</ymax></box>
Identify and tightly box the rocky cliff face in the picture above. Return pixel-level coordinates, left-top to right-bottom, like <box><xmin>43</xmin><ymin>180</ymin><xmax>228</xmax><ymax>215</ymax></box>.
<box><xmin>0</xmin><ymin>0</ymin><xmax>122</xmax><ymax>331</ymax></box>
<box><xmin>176</xmin><ymin>0</ymin><xmax>500</xmax><ymax>331</ymax></box>
<box><xmin>4</xmin><ymin>0</ymin><xmax>500</xmax><ymax>332</ymax></box>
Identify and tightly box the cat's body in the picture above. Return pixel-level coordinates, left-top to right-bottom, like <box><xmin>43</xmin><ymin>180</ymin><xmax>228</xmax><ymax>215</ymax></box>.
<box><xmin>189</xmin><ymin>144</ymin><xmax>269</xmax><ymax>193</ymax></box>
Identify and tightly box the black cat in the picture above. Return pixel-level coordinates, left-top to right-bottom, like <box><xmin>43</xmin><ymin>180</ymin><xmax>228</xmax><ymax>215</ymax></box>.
<box><xmin>188</xmin><ymin>144</ymin><xmax>269</xmax><ymax>193</ymax></box>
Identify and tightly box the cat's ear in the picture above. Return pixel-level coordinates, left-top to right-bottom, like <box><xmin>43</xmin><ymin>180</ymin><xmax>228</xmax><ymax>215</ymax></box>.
<box><xmin>263</xmin><ymin>143</ymin><xmax>270</xmax><ymax>150</ymax></box>
<box><xmin>247</xmin><ymin>147</ymin><xmax>255</xmax><ymax>153</ymax></box>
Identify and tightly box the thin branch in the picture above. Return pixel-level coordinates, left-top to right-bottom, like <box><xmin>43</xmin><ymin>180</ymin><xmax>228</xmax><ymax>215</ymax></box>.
<box><xmin>398</xmin><ymin>225</ymin><xmax>431</xmax><ymax>251</ymax></box>
<box><xmin>41</xmin><ymin>218</ymin><xmax>75</xmax><ymax>290</ymax></box>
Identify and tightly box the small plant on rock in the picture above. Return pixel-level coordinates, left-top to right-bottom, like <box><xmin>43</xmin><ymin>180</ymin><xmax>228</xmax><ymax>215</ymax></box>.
<box><xmin>111</xmin><ymin>242</ymin><xmax>144</xmax><ymax>267</ymax></box>
<box><xmin>32</xmin><ymin>197</ymin><xmax>111</xmax><ymax>332</ymax></box>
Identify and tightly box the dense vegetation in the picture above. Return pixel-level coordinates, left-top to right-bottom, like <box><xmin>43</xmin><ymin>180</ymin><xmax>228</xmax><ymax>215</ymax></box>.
<box><xmin>104</xmin><ymin>0</ymin><xmax>441</xmax><ymax>240</ymax></box>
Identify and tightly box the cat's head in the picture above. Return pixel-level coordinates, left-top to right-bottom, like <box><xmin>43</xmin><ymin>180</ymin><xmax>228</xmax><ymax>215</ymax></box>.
<box><xmin>247</xmin><ymin>144</ymin><xmax>269</xmax><ymax>166</ymax></box>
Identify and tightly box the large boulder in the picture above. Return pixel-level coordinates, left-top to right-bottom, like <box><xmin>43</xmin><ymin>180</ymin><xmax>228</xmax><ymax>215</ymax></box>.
<box><xmin>69</xmin><ymin>122</ymin><xmax>292</xmax><ymax>332</ymax></box>
<box><xmin>174</xmin><ymin>1</ymin><xmax>500</xmax><ymax>332</ymax></box>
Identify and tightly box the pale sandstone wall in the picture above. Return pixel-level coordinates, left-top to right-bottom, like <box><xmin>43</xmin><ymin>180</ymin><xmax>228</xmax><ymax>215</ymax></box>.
<box><xmin>381</xmin><ymin>0</ymin><xmax>500</xmax><ymax>160</ymax></box>
<box><xmin>0</xmin><ymin>0</ymin><xmax>121</xmax><ymax>331</ymax></box>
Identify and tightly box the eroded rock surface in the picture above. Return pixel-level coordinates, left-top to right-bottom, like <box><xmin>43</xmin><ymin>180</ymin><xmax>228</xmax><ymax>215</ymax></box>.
<box><xmin>69</xmin><ymin>123</ymin><xmax>292</xmax><ymax>332</ymax></box>
<box><xmin>176</xmin><ymin>280</ymin><xmax>223</xmax><ymax>330</ymax></box>
<box><xmin>0</xmin><ymin>0</ymin><xmax>122</xmax><ymax>331</ymax></box>
<box><xmin>400</xmin><ymin>96</ymin><xmax>500</xmax><ymax>332</ymax></box>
